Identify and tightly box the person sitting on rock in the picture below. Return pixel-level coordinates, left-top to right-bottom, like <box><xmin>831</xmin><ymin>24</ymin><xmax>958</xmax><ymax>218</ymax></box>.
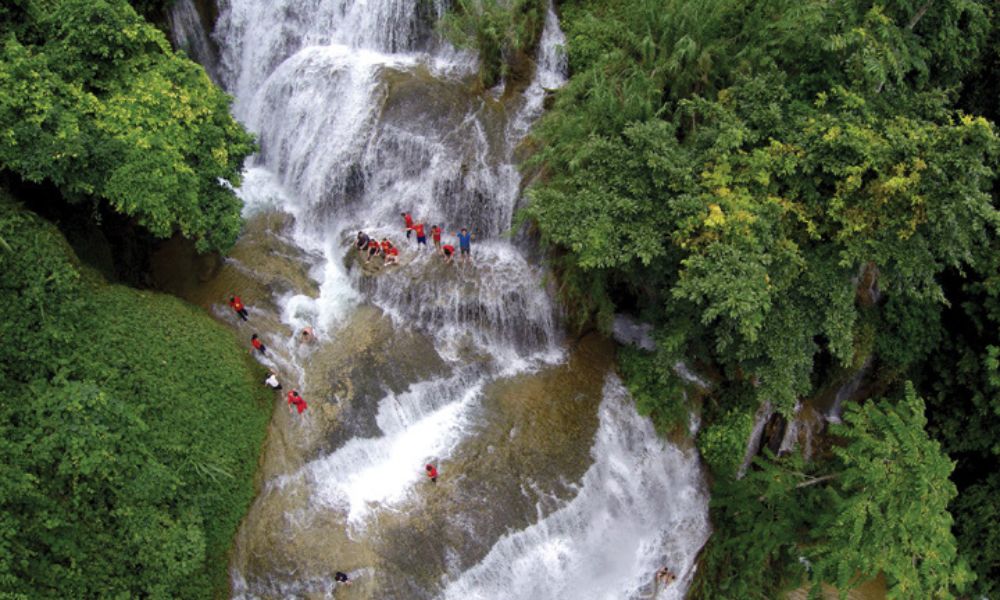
<box><xmin>355</xmin><ymin>231</ymin><xmax>369</xmax><ymax>254</ymax></box>
<box><xmin>384</xmin><ymin>245</ymin><xmax>400</xmax><ymax>266</ymax></box>
<box><xmin>264</xmin><ymin>369</ymin><xmax>281</xmax><ymax>389</ymax></box>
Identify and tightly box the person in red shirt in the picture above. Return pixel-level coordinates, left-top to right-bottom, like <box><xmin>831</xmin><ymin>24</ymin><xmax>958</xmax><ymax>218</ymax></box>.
<box><xmin>430</xmin><ymin>225</ymin><xmax>442</xmax><ymax>253</ymax></box>
<box><xmin>384</xmin><ymin>245</ymin><xmax>400</xmax><ymax>266</ymax></box>
<box><xmin>441</xmin><ymin>244</ymin><xmax>455</xmax><ymax>263</ymax></box>
<box><xmin>287</xmin><ymin>390</ymin><xmax>308</xmax><ymax>414</ymax></box>
<box><xmin>402</xmin><ymin>212</ymin><xmax>414</xmax><ymax>239</ymax></box>
<box><xmin>425</xmin><ymin>463</ymin><xmax>438</xmax><ymax>483</ymax></box>
<box><xmin>251</xmin><ymin>333</ymin><xmax>266</xmax><ymax>355</ymax></box>
<box><xmin>229</xmin><ymin>295</ymin><xmax>249</xmax><ymax>321</ymax></box>
<box><xmin>412</xmin><ymin>223</ymin><xmax>427</xmax><ymax>248</ymax></box>
<box><xmin>366</xmin><ymin>238</ymin><xmax>380</xmax><ymax>263</ymax></box>
<box><xmin>380</xmin><ymin>238</ymin><xmax>392</xmax><ymax>256</ymax></box>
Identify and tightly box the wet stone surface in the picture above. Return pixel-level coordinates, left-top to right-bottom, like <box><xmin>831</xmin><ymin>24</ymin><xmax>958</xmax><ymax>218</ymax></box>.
<box><xmin>363</xmin><ymin>335</ymin><xmax>614</xmax><ymax>597</ymax></box>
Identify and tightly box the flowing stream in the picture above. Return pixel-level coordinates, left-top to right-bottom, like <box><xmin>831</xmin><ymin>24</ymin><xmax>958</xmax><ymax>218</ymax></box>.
<box><xmin>170</xmin><ymin>1</ymin><xmax>710</xmax><ymax>597</ymax></box>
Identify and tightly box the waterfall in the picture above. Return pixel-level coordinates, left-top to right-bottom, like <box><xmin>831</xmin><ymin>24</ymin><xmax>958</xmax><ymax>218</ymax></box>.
<box><xmin>177</xmin><ymin>0</ymin><xmax>711</xmax><ymax>597</ymax></box>
<box><xmin>439</xmin><ymin>377</ymin><xmax>710</xmax><ymax>600</ymax></box>
<box><xmin>168</xmin><ymin>0</ymin><xmax>219</xmax><ymax>80</ymax></box>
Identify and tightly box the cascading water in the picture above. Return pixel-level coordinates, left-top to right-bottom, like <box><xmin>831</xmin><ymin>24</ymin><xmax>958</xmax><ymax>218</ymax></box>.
<box><xmin>171</xmin><ymin>0</ymin><xmax>710</xmax><ymax>597</ymax></box>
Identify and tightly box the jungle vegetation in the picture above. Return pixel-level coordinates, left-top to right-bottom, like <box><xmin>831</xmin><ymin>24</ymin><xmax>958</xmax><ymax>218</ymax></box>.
<box><xmin>492</xmin><ymin>0</ymin><xmax>1000</xmax><ymax>596</ymax></box>
<box><xmin>1</xmin><ymin>1</ymin><xmax>267</xmax><ymax>598</ymax></box>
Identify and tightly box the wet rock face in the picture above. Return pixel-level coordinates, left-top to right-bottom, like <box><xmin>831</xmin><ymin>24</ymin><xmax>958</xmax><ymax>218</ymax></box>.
<box><xmin>150</xmin><ymin>211</ymin><xmax>319</xmax><ymax>314</ymax></box>
<box><xmin>228</xmin><ymin>331</ymin><xmax>615</xmax><ymax>599</ymax></box>
<box><xmin>306</xmin><ymin>304</ymin><xmax>449</xmax><ymax>448</ymax></box>
<box><xmin>367</xmin><ymin>335</ymin><xmax>614</xmax><ymax>595</ymax></box>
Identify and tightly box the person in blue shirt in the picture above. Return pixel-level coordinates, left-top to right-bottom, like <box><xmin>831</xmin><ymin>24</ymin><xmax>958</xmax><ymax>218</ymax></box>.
<box><xmin>455</xmin><ymin>228</ymin><xmax>474</xmax><ymax>263</ymax></box>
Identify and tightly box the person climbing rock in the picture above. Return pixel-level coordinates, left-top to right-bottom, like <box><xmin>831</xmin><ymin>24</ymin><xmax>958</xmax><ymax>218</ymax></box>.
<box><xmin>431</xmin><ymin>224</ymin><xmax>442</xmax><ymax>253</ymax></box>
<box><xmin>366</xmin><ymin>238</ymin><xmax>380</xmax><ymax>263</ymax></box>
<box><xmin>441</xmin><ymin>244</ymin><xmax>455</xmax><ymax>263</ymax></box>
<box><xmin>229</xmin><ymin>295</ymin><xmax>249</xmax><ymax>321</ymax></box>
<box><xmin>412</xmin><ymin>222</ymin><xmax>427</xmax><ymax>248</ymax></box>
<box><xmin>251</xmin><ymin>334</ymin><xmax>266</xmax><ymax>355</ymax></box>
<box><xmin>287</xmin><ymin>390</ymin><xmax>308</xmax><ymax>414</ymax></box>
<box><xmin>425</xmin><ymin>463</ymin><xmax>438</xmax><ymax>483</ymax></box>
<box><xmin>402</xmin><ymin>212</ymin><xmax>414</xmax><ymax>239</ymax></box>
<box><xmin>380</xmin><ymin>238</ymin><xmax>393</xmax><ymax>256</ymax></box>
<box><xmin>455</xmin><ymin>228</ymin><xmax>473</xmax><ymax>263</ymax></box>
<box><xmin>264</xmin><ymin>370</ymin><xmax>281</xmax><ymax>390</ymax></box>
<box><xmin>334</xmin><ymin>571</ymin><xmax>352</xmax><ymax>586</ymax></box>
<box><xmin>384</xmin><ymin>245</ymin><xmax>400</xmax><ymax>266</ymax></box>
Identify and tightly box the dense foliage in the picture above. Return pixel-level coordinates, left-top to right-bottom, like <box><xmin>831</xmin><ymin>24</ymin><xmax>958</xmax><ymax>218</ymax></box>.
<box><xmin>440</xmin><ymin>0</ymin><xmax>548</xmax><ymax>89</ymax></box>
<box><xmin>0</xmin><ymin>195</ymin><xmax>272</xmax><ymax>598</ymax></box>
<box><xmin>511</xmin><ymin>0</ymin><xmax>1000</xmax><ymax>595</ymax></box>
<box><xmin>696</xmin><ymin>387</ymin><xmax>967</xmax><ymax>599</ymax></box>
<box><xmin>0</xmin><ymin>0</ymin><xmax>254</xmax><ymax>252</ymax></box>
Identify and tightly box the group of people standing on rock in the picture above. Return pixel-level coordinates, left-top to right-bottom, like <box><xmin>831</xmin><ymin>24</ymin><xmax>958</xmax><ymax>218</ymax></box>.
<box><xmin>230</xmin><ymin>295</ymin><xmax>311</xmax><ymax>416</ymax></box>
<box><xmin>355</xmin><ymin>211</ymin><xmax>475</xmax><ymax>268</ymax></box>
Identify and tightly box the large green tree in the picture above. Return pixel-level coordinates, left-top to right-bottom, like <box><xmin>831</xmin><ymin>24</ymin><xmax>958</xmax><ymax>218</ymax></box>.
<box><xmin>0</xmin><ymin>0</ymin><xmax>254</xmax><ymax>252</ymax></box>
<box><xmin>695</xmin><ymin>386</ymin><xmax>970</xmax><ymax>599</ymax></box>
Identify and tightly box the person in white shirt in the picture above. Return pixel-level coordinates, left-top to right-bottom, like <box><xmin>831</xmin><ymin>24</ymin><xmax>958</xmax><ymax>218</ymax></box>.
<box><xmin>264</xmin><ymin>370</ymin><xmax>281</xmax><ymax>390</ymax></box>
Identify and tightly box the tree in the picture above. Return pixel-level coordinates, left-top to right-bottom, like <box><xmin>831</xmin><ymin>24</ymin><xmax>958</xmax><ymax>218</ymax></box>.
<box><xmin>0</xmin><ymin>0</ymin><xmax>254</xmax><ymax>252</ymax></box>
<box><xmin>694</xmin><ymin>386</ymin><xmax>973</xmax><ymax>599</ymax></box>
<box><xmin>807</xmin><ymin>384</ymin><xmax>973</xmax><ymax>598</ymax></box>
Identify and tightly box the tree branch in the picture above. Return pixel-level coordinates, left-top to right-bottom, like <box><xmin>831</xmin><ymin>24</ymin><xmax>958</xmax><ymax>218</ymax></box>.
<box><xmin>795</xmin><ymin>473</ymin><xmax>839</xmax><ymax>489</ymax></box>
<box><xmin>907</xmin><ymin>0</ymin><xmax>933</xmax><ymax>31</ymax></box>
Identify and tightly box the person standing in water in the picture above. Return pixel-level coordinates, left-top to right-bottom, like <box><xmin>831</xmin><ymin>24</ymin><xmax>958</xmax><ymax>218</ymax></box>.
<box><xmin>250</xmin><ymin>334</ymin><xmax>266</xmax><ymax>355</ymax></box>
<box><xmin>412</xmin><ymin>222</ymin><xmax>427</xmax><ymax>248</ymax></box>
<box><xmin>455</xmin><ymin>228</ymin><xmax>473</xmax><ymax>263</ymax></box>
<box><xmin>431</xmin><ymin>224</ymin><xmax>443</xmax><ymax>253</ymax></box>
<box><xmin>402</xmin><ymin>212</ymin><xmax>414</xmax><ymax>240</ymax></box>
<box><xmin>229</xmin><ymin>295</ymin><xmax>249</xmax><ymax>321</ymax></box>
<box><xmin>425</xmin><ymin>463</ymin><xmax>438</xmax><ymax>483</ymax></box>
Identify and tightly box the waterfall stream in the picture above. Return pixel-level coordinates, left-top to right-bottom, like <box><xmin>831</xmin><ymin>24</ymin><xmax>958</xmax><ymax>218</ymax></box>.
<box><xmin>171</xmin><ymin>0</ymin><xmax>710</xmax><ymax>597</ymax></box>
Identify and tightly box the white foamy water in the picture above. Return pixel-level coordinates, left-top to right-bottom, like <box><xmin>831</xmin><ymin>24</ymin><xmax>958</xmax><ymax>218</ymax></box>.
<box><xmin>439</xmin><ymin>377</ymin><xmax>710</xmax><ymax>600</ymax></box>
<box><xmin>170</xmin><ymin>0</ymin><xmax>712</xmax><ymax>596</ymax></box>
<box><xmin>307</xmin><ymin>376</ymin><xmax>481</xmax><ymax>525</ymax></box>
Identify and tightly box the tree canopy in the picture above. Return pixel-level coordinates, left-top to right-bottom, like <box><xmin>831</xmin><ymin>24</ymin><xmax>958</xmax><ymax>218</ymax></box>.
<box><xmin>511</xmin><ymin>0</ymin><xmax>1000</xmax><ymax>594</ymax></box>
<box><xmin>0</xmin><ymin>0</ymin><xmax>254</xmax><ymax>252</ymax></box>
